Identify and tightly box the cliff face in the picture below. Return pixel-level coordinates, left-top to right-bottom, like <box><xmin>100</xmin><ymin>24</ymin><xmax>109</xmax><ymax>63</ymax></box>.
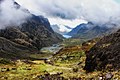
<box><xmin>0</xmin><ymin>14</ymin><xmax>63</xmax><ymax>59</ymax></box>
<box><xmin>20</xmin><ymin>14</ymin><xmax>62</xmax><ymax>49</ymax></box>
<box><xmin>84</xmin><ymin>29</ymin><xmax>120</xmax><ymax>72</ymax></box>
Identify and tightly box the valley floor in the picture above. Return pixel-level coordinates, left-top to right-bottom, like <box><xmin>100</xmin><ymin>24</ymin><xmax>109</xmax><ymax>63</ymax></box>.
<box><xmin>0</xmin><ymin>39</ymin><xmax>120</xmax><ymax>80</ymax></box>
<box><xmin>0</xmin><ymin>57</ymin><xmax>120</xmax><ymax>80</ymax></box>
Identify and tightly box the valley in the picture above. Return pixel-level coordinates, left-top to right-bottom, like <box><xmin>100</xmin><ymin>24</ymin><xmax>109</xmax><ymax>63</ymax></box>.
<box><xmin>0</xmin><ymin>39</ymin><xmax>120</xmax><ymax>80</ymax></box>
<box><xmin>0</xmin><ymin>0</ymin><xmax>120</xmax><ymax>80</ymax></box>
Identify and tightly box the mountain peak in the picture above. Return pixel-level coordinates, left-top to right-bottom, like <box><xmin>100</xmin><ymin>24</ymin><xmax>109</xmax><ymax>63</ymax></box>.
<box><xmin>51</xmin><ymin>24</ymin><xmax>72</xmax><ymax>35</ymax></box>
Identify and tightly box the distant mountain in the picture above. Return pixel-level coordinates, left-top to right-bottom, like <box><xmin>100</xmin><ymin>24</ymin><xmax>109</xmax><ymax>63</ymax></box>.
<box><xmin>84</xmin><ymin>29</ymin><xmax>120</xmax><ymax>72</ymax></box>
<box><xmin>67</xmin><ymin>22</ymin><xmax>117</xmax><ymax>40</ymax></box>
<box><xmin>0</xmin><ymin>1</ymin><xmax>63</xmax><ymax>59</ymax></box>
<box><xmin>51</xmin><ymin>24</ymin><xmax>72</xmax><ymax>35</ymax></box>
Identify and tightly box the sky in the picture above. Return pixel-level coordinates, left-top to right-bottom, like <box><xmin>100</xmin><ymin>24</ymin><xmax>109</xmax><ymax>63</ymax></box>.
<box><xmin>15</xmin><ymin>0</ymin><xmax>120</xmax><ymax>28</ymax></box>
<box><xmin>1</xmin><ymin>0</ymin><xmax>120</xmax><ymax>29</ymax></box>
<box><xmin>115</xmin><ymin>0</ymin><xmax>120</xmax><ymax>3</ymax></box>
<box><xmin>15</xmin><ymin>0</ymin><xmax>87</xmax><ymax>28</ymax></box>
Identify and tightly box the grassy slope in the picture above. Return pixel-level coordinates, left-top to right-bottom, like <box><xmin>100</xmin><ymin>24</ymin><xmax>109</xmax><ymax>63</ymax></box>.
<box><xmin>0</xmin><ymin>39</ymin><xmax>120</xmax><ymax>79</ymax></box>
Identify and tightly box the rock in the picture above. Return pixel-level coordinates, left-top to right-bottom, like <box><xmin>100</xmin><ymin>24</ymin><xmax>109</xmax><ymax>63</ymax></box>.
<box><xmin>6</xmin><ymin>68</ymin><xmax>10</xmax><ymax>71</ymax></box>
<box><xmin>99</xmin><ymin>76</ymin><xmax>103</xmax><ymax>80</ymax></box>
<box><xmin>1</xmin><ymin>68</ymin><xmax>7</xmax><ymax>72</ymax></box>
<box><xmin>27</xmin><ymin>68</ymin><xmax>32</xmax><ymax>70</ymax></box>
<box><xmin>84</xmin><ymin>29</ymin><xmax>120</xmax><ymax>72</ymax></box>
<box><xmin>73</xmin><ymin>68</ymin><xmax>79</xmax><ymax>72</ymax></box>
<box><xmin>37</xmin><ymin>73</ymin><xmax>66</xmax><ymax>80</ymax></box>
<box><xmin>44</xmin><ymin>59</ymin><xmax>54</xmax><ymax>65</ymax></box>
<box><xmin>105</xmin><ymin>73</ymin><xmax>113</xmax><ymax>80</ymax></box>
<box><xmin>11</xmin><ymin>68</ymin><xmax>17</xmax><ymax>70</ymax></box>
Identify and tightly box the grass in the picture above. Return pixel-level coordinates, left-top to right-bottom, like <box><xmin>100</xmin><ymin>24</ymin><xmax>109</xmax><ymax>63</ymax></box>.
<box><xmin>0</xmin><ymin>56</ymin><xmax>120</xmax><ymax>79</ymax></box>
<box><xmin>62</xmin><ymin>38</ymin><xmax>84</xmax><ymax>46</ymax></box>
<box><xmin>30</xmin><ymin>53</ymin><xmax>52</xmax><ymax>59</ymax></box>
<box><xmin>0</xmin><ymin>58</ymin><xmax>13</xmax><ymax>65</ymax></box>
<box><xmin>0</xmin><ymin>38</ymin><xmax>120</xmax><ymax>79</ymax></box>
<box><xmin>0</xmin><ymin>61</ymin><xmax>73</xmax><ymax>79</ymax></box>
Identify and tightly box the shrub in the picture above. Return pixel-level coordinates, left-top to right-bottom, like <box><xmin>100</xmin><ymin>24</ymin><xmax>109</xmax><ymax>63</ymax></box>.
<box><xmin>0</xmin><ymin>58</ymin><xmax>12</xmax><ymax>64</ymax></box>
<box><xmin>73</xmin><ymin>67</ymin><xmax>79</xmax><ymax>72</ymax></box>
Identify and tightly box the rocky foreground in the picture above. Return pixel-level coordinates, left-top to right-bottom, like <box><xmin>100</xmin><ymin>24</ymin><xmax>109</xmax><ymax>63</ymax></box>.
<box><xmin>85</xmin><ymin>29</ymin><xmax>120</xmax><ymax>72</ymax></box>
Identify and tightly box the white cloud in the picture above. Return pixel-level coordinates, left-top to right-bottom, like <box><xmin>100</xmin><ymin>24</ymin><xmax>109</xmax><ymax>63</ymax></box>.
<box><xmin>48</xmin><ymin>18</ymin><xmax>87</xmax><ymax>28</ymax></box>
<box><xmin>15</xmin><ymin>0</ymin><xmax>120</xmax><ymax>26</ymax></box>
<box><xmin>80</xmin><ymin>0</ymin><xmax>120</xmax><ymax>25</ymax></box>
<box><xmin>0</xmin><ymin>0</ymin><xmax>31</xmax><ymax>29</ymax></box>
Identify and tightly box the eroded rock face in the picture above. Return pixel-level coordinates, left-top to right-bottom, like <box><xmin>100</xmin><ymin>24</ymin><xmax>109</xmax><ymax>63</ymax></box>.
<box><xmin>84</xmin><ymin>29</ymin><xmax>120</xmax><ymax>72</ymax></box>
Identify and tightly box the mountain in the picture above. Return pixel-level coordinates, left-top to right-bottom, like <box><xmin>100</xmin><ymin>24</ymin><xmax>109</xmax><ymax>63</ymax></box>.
<box><xmin>0</xmin><ymin>1</ymin><xmax>63</xmax><ymax>59</ymax></box>
<box><xmin>51</xmin><ymin>24</ymin><xmax>72</xmax><ymax>35</ymax></box>
<box><xmin>67</xmin><ymin>22</ymin><xmax>117</xmax><ymax>40</ymax></box>
<box><xmin>84</xmin><ymin>29</ymin><xmax>120</xmax><ymax>72</ymax></box>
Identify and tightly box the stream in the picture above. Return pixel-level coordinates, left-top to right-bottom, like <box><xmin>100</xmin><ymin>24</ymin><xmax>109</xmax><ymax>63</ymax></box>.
<box><xmin>40</xmin><ymin>44</ymin><xmax>63</xmax><ymax>54</ymax></box>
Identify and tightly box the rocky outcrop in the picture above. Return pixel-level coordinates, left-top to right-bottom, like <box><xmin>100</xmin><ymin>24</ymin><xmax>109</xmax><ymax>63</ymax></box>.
<box><xmin>84</xmin><ymin>29</ymin><xmax>120</xmax><ymax>72</ymax></box>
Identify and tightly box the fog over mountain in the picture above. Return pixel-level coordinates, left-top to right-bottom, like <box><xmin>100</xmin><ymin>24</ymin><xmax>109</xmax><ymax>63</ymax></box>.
<box><xmin>0</xmin><ymin>0</ymin><xmax>31</xmax><ymax>29</ymax></box>
<box><xmin>15</xmin><ymin>0</ymin><xmax>120</xmax><ymax>27</ymax></box>
<box><xmin>51</xmin><ymin>24</ymin><xmax>72</xmax><ymax>35</ymax></box>
<box><xmin>1</xmin><ymin>0</ymin><xmax>120</xmax><ymax>30</ymax></box>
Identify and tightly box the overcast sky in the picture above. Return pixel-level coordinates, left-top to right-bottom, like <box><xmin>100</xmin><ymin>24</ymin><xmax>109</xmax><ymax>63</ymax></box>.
<box><xmin>13</xmin><ymin>0</ymin><xmax>120</xmax><ymax>27</ymax></box>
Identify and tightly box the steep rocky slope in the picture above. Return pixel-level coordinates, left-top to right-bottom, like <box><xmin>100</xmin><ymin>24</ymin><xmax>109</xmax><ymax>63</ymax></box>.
<box><xmin>0</xmin><ymin>1</ymin><xmax>62</xmax><ymax>59</ymax></box>
<box><xmin>84</xmin><ymin>29</ymin><xmax>120</xmax><ymax>72</ymax></box>
<box><xmin>0</xmin><ymin>14</ymin><xmax>63</xmax><ymax>59</ymax></box>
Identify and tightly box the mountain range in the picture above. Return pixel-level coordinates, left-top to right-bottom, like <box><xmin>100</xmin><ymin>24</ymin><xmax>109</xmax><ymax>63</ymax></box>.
<box><xmin>67</xmin><ymin>22</ymin><xmax>118</xmax><ymax>40</ymax></box>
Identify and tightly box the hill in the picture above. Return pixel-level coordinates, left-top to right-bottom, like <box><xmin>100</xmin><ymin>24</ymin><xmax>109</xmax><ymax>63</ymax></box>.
<box><xmin>84</xmin><ymin>29</ymin><xmax>120</xmax><ymax>72</ymax></box>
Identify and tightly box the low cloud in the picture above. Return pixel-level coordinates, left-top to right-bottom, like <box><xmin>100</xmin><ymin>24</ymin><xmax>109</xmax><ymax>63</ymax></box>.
<box><xmin>16</xmin><ymin>0</ymin><xmax>120</xmax><ymax>26</ymax></box>
<box><xmin>0</xmin><ymin>0</ymin><xmax>31</xmax><ymax>29</ymax></box>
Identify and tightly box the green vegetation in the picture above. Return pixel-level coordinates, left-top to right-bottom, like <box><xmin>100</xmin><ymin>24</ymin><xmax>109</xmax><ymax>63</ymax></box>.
<box><xmin>0</xmin><ymin>58</ymin><xmax>12</xmax><ymax>65</ymax></box>
<box><xmin>0</xmin><ymin>38</ymin><xmax>120</xmax><ymax>80</ymax></box>
<box><xmin>62</xmin><ymin>38</ymin><xmax>85</xmax><ymax>46</ymax></box>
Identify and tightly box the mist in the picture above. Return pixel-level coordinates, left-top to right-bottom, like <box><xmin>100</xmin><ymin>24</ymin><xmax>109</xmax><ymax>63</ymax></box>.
<box><xmin>16</xmin><ymin>0</ymin><xmax>120</xmax><ymax>26</ymax></box>
<box><xmin>0</xmin><ymin>0</ymin><xmax>31</xmax><ymax>29</ymax></box>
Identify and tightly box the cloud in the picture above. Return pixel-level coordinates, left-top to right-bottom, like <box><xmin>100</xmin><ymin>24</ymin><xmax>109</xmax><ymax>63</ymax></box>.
<box><xmin>0</xmin><ymin>0</ymin><xmax>31</xmax><ymax>29</ymax></box>
<box><xmin>80</xmin><ymin>0</ymin><xmax>120</xmax><ymax>25</ymax></box>
<box><xmin>15</xmin><ymin>0</ymin><xmax>120</xmax><ymax>26</ymax></box>
<box><xmin>48</xmin><ymin>18</ymin><xmax>87</xmax><ymax>28</ymax></box>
